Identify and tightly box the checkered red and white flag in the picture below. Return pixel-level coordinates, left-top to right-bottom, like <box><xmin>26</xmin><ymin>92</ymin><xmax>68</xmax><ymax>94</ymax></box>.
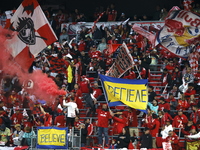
<box><xmin>183</xmin><ymin>0</ymin><xmax>194</xmax><ymax>11</ymax></box>
<box><xmin>6</xmin><ymin>0</ymin><xmax>57</xmax><ymax>70</ymax></box>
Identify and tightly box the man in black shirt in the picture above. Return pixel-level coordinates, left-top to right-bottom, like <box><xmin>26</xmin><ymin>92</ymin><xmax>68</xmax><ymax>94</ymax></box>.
<box><xmin>139</xmin><ymin>127</ymin><xmax>152</xmax><ymax>149</ymax></box>
<box><xmin>148</xmin><ymin>86</ymin><xmax>157</xmax><ymax>102</ymax></box>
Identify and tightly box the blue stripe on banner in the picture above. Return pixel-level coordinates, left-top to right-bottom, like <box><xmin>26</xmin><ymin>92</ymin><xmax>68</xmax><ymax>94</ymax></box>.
<box><xmin>99</xmin><ymin>74</ymin><xmax>148</xmax><ymax>84</ymax></box>
<box><xmin>108</xmin><ymin>101</ymin><xmax>124</xmax><ymax>107</ymax></box>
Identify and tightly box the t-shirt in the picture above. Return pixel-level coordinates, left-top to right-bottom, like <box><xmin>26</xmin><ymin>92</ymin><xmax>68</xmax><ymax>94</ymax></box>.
<box><xmin>97</xmin><ymin>109</ymin><xmax>111</xmax><ymax>128</ymax></box>
<box><xmin>63</xmin><ymin>101</ymin><xmax>79</xmax><ymax>118</ymax></box>
<box><xmin>0</xmin><ymin>127</ymin><xmax>11</xmax><ymax>143</ymax></box>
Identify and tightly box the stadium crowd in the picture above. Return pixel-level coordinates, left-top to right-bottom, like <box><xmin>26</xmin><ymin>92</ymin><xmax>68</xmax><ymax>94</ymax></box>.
<box><xmin>0</xmin><ymin>1</ymin><xmax>200</xmax><ymax>150</ymax></box>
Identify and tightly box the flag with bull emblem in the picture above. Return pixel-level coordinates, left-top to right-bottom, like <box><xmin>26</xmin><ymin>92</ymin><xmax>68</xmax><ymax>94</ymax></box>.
<box><xmin>5</xmin><ymin>0</ymin><xmax>57</xmax><ymax>70</ymax></box>
<box><xmin>156</xmin><ymin>10</ymin><xmax>200</xmax><ymax>58</ymax></box>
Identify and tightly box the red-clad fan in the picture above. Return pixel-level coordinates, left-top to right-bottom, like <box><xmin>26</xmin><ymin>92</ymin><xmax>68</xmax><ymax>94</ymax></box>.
<box><xmin>123</xmin><ymin>68</ymin><xmax>136</xmax><ymax>79</ymax></box>
<box><xmin>165</xmin><ymin>60</ymin><xmax>175</xmax><ymax>75</ymax></box>
<box><xmin>92</xmin><ymin>82</ymin><xmax>102</xmax><ymax>100</ymax></box>
<box><xmin>90</xmin><ymin>50</ymin><xmax>101</xmax><ymax>60</ymax></box>
<box><xmin>176</xmin><ymin>95</ymin><xmax>189</xmax><ymax>110</ymax></box>
<box><xmin>172</xmin><ymin>109</ymin><xmax>188</xmax><ymax>133</ymax></box>
<box><xmin>54</xmin><ymin>108</ymin><xmax>66</xmax><ymax>128</ymax></box>
<box><xmin>117</xmin><ymin>107</ymin><xmax>138</xmax><ymax>136</ymax></box>
<box><xmin>160</xmin><ymin>69</ymin><xmax>172</xmax><ymax>87</ymax></box>
<box><xmin>71</xmin><ymin>83</ymin><xmax>83</xmax><ymax>109</ymax></box>
<box><xmin>22</xmin><ymin>115</ymin><xmax>33</xmax><ymax>128</ymax></box>
<box><xmin>79</xmin><ymin>76</ymin><xmax>90</xmax><ymax>94</ymax></box>
<box><xmin>133</xmin><ymin>32</ymin><xmax>143</xmax><ymax>43</ymax></box>
<box><xmin>22</xmin><ymin>109</ymin><xmax>33</xmax><ymax>128</ymax></box>
<box><xmin>165</xmin><ymin>93</ymin><xmax>176</xmax><ymax>103</ymax></box>
<box><xmin>158</xmin><ymin>97</ymin><xmax>170</xmax><ymax>111</ymax></box>
<box><xmin>107</xmin><ymin>35</ymin><xmax>118</xmax><ymax>44</ymax></box>
<box><xmin>164</xmin><ymin>130</ymin><xmax>179</xmax><ymax>150</ymax></box>
<box><xmin>110</xmin><ymin>112</ymin><xmax>127</xmax><ymax>135</ymax></box>
<box><xmin>105</xmin><ymin>56</ymin><xmax>113</xmax><ymax>67</ymax></box>
<box><xmin>7</xmin><ymin>90</ymin><xmax>22</xmax><ymax>108</ymax></box>
<box><xmin>184</xmin><ymin>83</ymin><xmax>196</xmax><ymax>98</ymax></box>
<box><xmin>84</xmin><ymin>118</ymin><xmax>94</xmax><ymax>146</ymax></box>
<box><xmin>142</xmin><ymin>107</ymin><xmax>153</xmax><ymax>127</ymax></box>
<box><xmin>96</xmin><ymin>104</ymin><xmax>112</xmax><ymax>147</ymax></box>
<box><xmin>147</xmin><ymin>114</ymin><xmax>160</xmax><ymax>137</ymax></box>
<box><xmin>78</xmin><ymin>38</ymin><xmax>86</xmax><ymax>52</ymax></box>
<box><xmin>0</xmin><ymin>91</ymin><xmax>7</xmax><ymax>107</ymax></box>
<box><xmin>39</xmin><ymin>104</ymin><xmax>52</xmax><ymax>127</ymax></box>
<box><xmin>190</xmin><ymin>105</ymin><xmax>200</xmax><ymax>127</ymax></box>
<box><xmin>181</xmin><ymin>120</ymin><xmax>197</xmax><ymax>135</ymax></box>
<box><xmin>11</xmin><ymin>107</ymin><xmax>23</xmax><ymax>126</ymax></box>
<box><xmin>158</xmin><ymin>110</ymin><xmax>173</xmax><ymax>127</ymax></box>
<box><xmin>74</xmin><ymin>116</ymin><xmax>82</xmax><ymax>131</ymax></box>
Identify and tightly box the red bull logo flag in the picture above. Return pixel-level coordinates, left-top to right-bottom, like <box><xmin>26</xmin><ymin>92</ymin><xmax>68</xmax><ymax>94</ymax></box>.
<box><xmin>156</xmin><ymin>10</ymin><xmax>200</xmax><ymax>58</ymax></box>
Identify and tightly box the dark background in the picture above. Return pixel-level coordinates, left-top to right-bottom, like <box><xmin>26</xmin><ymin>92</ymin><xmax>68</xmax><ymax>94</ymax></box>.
<box><xmin>1</xmin><ymin>0</ymin><xmax>199</xmax><ymax>21</ymax></box>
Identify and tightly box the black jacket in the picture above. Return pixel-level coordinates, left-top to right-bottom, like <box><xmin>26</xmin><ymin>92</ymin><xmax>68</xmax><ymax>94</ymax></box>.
<box><xmin>117</xmin><ymin>133</ymin><xmax>130</xmax><ymax>148</ymax></box>
<box><xmin>140</xmin><ymin>133</ymin><xmax>152</xmax><ymax>149</ymax></box>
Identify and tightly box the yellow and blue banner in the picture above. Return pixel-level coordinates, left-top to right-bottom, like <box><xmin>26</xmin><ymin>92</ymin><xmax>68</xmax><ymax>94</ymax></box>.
<box><xmin>37</xmin><ymin>127</ymin><xmax>68</xmax><ymax>149</ymax></box>
<box><xmin>99</xmin><ymin>74</ymin><xmax>148</xmax><ymax>111</ymax></box>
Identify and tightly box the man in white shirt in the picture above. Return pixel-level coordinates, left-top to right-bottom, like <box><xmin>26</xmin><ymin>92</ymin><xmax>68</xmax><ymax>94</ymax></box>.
<box><xmin>161</xmin><ymin>119</ymin><xmax>173</xmax><ymax>139</ymax></box>
<box><xmin>63</xmin><ymin>97</ymin><xmax>79</xmax><ymax>127</ymax></box>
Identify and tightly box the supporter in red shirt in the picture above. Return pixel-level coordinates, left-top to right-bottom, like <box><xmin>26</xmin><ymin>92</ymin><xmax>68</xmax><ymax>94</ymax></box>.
<box><xmin>11</xmin><ymin>107</ymin><xmax>23</xmax><ymax>126</ymax></box>
<box><xmin>181</xmin><ymin>120</ymin><xmax>196</xmax><ymax>135</ymax></box>
<box><xmin>92</xmin><ymin>81</ymin><xmax>102</xmax><ymax>100</ymax></box>
<box><xmin>172</xmin><ymin>109</ymin><xmax>188</xmax><ymax>134</ymax></box>
<box><xmin>123</xmin><ymin>68</ymin><xmax>136</xmax><ymax>79</ymax></box>
<box><xmin>106</xmin><ymin>4</ymin><xmax>117</xmax><ymax>21</ymax></box>
<box><xmin>165</xmin><ymin>130</ymin><xmax>179</xmax><ymax>150</ymax></box>
<box><xmin>22</xmin><ymin>116</ymin><xmax>33</xmax><ymax>128</ymax></box>
<box><xmin>190</xmin><ymin>105</ymin><xmax>200</xmax><ymax>127</ymax></box>
<box><xmin>78</xmin><ymin>38</ymin><xmax>86</xmax><ymax>52</ymax></box>
<box><xmin>39</xmin><ymin>104</ymin><xmax>52</xmax><ymax>127</ymax></box>
<box><xmin>96</xmin><ymin>104</ymin><xmax>112</xmax><ymax>147</ymax></box>
<box><xmin>165</xmin><ymin>60</ymin><xmax>175</xmax><ymax>74</ymax></box>
<box><xmin>54</xmin><ymin>108</ymin><xmax>65</xmax><ymax>128</ymax></box>
<box><xmin>111</xmin><ymin>113</ymin><xmax>127</xmax><ymax>135</ymax></box>
<box><xmin>158</xmin><ymin>97</ymin><xmax>170</xmax><ymax>111</ymax></box>
<box><xmin>184</xmin><ymin>83</ymin><xmax>196</xmax><ymax>98</ymax></box>
<box><xmin>166</xmin><ymin>93</ymin><xmax>175</xmax><ymax>103</ymax></box>
<box><xmin>142</xmin><ymin>107</ymin><xmax>153</xmax><ymax>127</ymax></box>
<box><xmin>160</xmin><ymin>69</ymin><xmax>172</xmax><ymax>87</ymax></box>
<box><xmin>147</xmin><ymin>114</ymin><xmax>160</xmax><ymax>137</ymax></box>
<box><xmin>7</xmin><ymin>90</ymin><xmax>22</xmax><ymax>108</ymax></box>
<box><xmin>71</xmin><ymin>83</ymin><xmax>83</xmax><ymax>109</ymax></box>
<box><xmin>177</xmin><ymin>94</ymin><xmax>189</xmax><ymax>110</ymax></box>
<box><xmin>158</xmin><ymin>110</ymin><xmax>173</xmax><ymax>127</ymax></box>
<box><xmin>79</xmin><ymin>76</ymin><xmax>90</xmax><ymax>94</ymax></box>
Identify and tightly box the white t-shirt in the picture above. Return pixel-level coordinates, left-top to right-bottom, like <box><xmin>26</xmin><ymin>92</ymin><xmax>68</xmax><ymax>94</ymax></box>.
<box><xmin>161</xmin><ymin>125</ymin><xmax>173</xmax><ymax>139</ymax></box>
<box><xmin>63</xmin><ymin>101</ymin><xmax>79</xmax><ymax>118</ymax></box>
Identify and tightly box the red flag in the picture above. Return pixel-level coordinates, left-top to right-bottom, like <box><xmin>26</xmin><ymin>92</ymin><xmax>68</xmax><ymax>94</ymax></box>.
<box><xmin>5</xmin><ymin>0</ymin><xmax>57</xmax><ymax>70</ymax></box>
<box><xmin>132</xmin><ymin>24</ymin><xmax>156</xmax><ymax>46</ymax></box>
<box><xmin>107</xmin><ymin>44</ymin><xmax>121</xmax><ymax>56</ymax></box>
<box><xmin>89</xmin><ymin>11</ymin><xmax>105</xmax><ymax>33</ymax></box>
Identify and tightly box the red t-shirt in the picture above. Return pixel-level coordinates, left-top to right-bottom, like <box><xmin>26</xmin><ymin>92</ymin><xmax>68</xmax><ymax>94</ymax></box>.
<box><xmin>97</xmin><ymin>109</ymin><xmax>111</xmax><ymax>128</ymax></box>
<box><xmin>54</xmin><ymin>115</ymin><xmax>66</xmax><ymax>127</ymax></box>
<box><xmin>44</xmin><ymin>113</ymin><xmax>52</xmax><ymax>127</ymax></box>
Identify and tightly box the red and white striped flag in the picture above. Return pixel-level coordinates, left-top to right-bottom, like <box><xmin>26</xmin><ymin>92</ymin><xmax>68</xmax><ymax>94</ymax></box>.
<box><xmin>132</xmin><ymin>24</ymin><xmax>156</xmax><ymax>46</ymax></box>
<box><xmin>5</xmin><ymin>0</ymin><xmax>57</xmax><ymax>70</ymax></box>
<box><xmin>183</xmin><ymin>0</ymin><xmax>194</xmax><ymax>11</ymax></box>
<box><xmin>89</xmin><ymin>11</ymin><xmax>105</xmax><ymax>33</ymax></box>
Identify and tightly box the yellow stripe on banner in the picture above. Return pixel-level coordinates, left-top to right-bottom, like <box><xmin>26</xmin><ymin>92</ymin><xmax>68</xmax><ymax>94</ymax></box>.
<box><xmin>37</xmin><ymin>129</ymin><xmax>66</xmax><ymax>146</ymax></box>
<box><xmin>186</xmin><ymin>140</ymin><xmax>200</xmax><ymax>150</ymax></box>
<box><xmin>104</xmin><ymin>81</ymin><xmax>148</xmax><ymax>110</ymax></box>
